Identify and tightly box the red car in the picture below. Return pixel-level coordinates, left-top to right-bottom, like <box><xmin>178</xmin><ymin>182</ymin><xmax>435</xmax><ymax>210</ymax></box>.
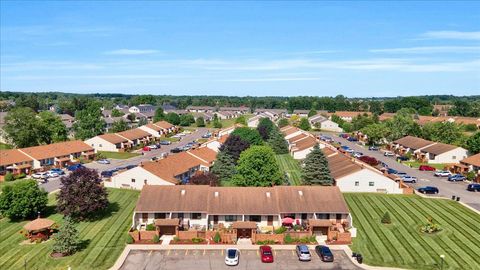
<box><xmin>419</xmin><ymin>165</ymin><xmax>436</xmax><ymax>171</ymax></box>
<box><xmin>142</xmin><ymin>146</ymin><xmax>151</xmax><ymax>151</ymax></box>
<box><xmin>260</xmin><ymin>245</ymin><xmax>274</xmax><ymax>263</ymax></box>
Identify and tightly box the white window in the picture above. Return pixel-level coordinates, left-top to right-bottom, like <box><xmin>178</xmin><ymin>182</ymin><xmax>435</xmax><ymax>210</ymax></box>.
<box><xmin>369</xmin><ymin>182</ymin><xmax>375</xmax><ymax>187</ymax></box>
<box><xmin>355</xmin><ymin>181</ymin><xmax>359</xmax><ymax>186</ymax></box>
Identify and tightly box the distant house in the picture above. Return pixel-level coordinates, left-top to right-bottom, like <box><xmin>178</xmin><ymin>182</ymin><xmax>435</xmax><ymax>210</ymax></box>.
<box><xmin>129</xmin><ymin>104</ymin><xmax>157</xmax><ymax>114</ymax></box>
<box><xmin>417</xmin><ymin>143</ymin><xmax>468</xmax><ymax>164</ymax></box>
<box><xmin>186</xmin><ymin>106</ymin><xmax>215</xmax><ymax>113</ymax></box>
<box><xmin>391</xmin><ymin>136</ymin><xmax>435</xmax><ymax>155</ymax></box>
<box><xmin>455</xmin><ymin>153</ymin><xmax>480</xmax><ymax>178</ymax></box>
<box><xmin>116</xmin><ymin>128</ymin><xmax>153</xmax><ymax>147</ymax></box>
<box><xmin>105</xmin><ymin>147</ymin><xmax>217</xmax><ymax>189</ymax></box>
<box><xmin>85</xmin><ymin>133</ymin><xmax>130</xmax><ymax>152</ymax></box>
<box><xmin>0</xmin><ymin>149</ymin><xmax>34</xmax><ymax>176</ymax></box>
<box><xmin>327</xmin><ymin>111</ymin><xmax>371</xmax><ymax>122</ymax></box>
<box><xmin>308</xmin><ymin>114</ymin><xmax>342</xmax><ymax>132</ymax></box>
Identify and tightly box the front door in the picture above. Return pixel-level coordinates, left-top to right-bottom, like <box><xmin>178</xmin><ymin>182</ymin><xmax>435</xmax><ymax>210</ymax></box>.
<box><xmin>213</xmin><ymin>215</ymin><xmax>218</xmax><ymax>224</ymax></box>
<box><xmin>267</xmin><ymin>216</ymin><xmax>273</xmax><ymax>226</ymax></box>
<box><xmin>142</xmin><ymin>213</ymin><xmax>148</xmax><ymax>223</ymax></box>
<box><xmin>237</xmin><ymin>229</ymin><xmax>252</xmax><ymax>239</ymax></box>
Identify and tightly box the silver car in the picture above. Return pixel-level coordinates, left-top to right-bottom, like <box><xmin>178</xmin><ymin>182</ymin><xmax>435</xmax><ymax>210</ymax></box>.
<box><xmin>225</xmin><ymin>248</ymin><xmax>240</xmax><ymax>266</ymax></box>
<box><xmin>296</xmin><ymin>245</ymin><xmax>311</xmax><ymax>261</ymax></box>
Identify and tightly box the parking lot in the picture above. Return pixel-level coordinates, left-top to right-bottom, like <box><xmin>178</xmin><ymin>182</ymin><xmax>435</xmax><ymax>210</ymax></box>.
<box><xmin>119</xmin><ymin>249</ymin><xmax>362</xmax><ymax>270</ymax></box>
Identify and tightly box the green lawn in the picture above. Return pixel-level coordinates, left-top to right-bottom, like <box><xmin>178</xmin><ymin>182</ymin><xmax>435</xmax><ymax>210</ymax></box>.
<box><xmin>345</xmin><ymin>193</ymin><xmax>480</xmax><ymax>270</ymax></box>
<box><xmin>97</xmin><ymin>151</ymin><xmax>140</xmax><ymax>160</ymax></box>
<box><xmin>403</xmin><ymin>161</ymin><xmax>446</xmax><ymax>170</ymax></box>
<box><xmin>275</xmin><ymin>154</ymin><xmax>302</xmax><ymax>185</ymax></box>
<box><xmin>0</xmin><ymin>143</ymin><xmax>12</xmax><ymax>150</ymax></box>
<box><xmin>0</xmin><ymin>188</ymin><xmax>139</xmax><ymax>270</ymax></box>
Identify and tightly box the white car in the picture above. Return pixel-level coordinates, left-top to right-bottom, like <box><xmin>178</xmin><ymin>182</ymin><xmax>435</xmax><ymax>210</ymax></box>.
<box><xmin>434</xmin><ymin>170</ymin><xmax>451</xmax><ymax>177</ymax></box>
<box><xmin>401</xmin><ymin>176</ymin><xmax>418</xmax><ymax>183</ymax></box>
<box><xmin>148</xmin><ymin>145</ymin><xmax>158</xmax><ymax>149</ymax></box>
<box><xmin>383</xmin><ymin>151</ymin><xmax>395</xmax><ymax>157</ymax></box>
<box><xmin>225</xmin><ymin>248</ymin><xmax>240</xmax><ymax>266</ymax></box>
<box><xmin>32</xmin><ymin>172</ymin><xmax>49</xmax><ymax>181</ymax></box>
<box><xmin>46</xmin><ymin>171</ymin><xmax>59</xmax><ymax>178</ymax></box>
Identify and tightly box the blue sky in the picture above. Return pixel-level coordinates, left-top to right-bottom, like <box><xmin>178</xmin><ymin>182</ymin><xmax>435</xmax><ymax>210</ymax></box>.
<box><xmin>1</xmin><ymin>1</ymin><xmax>479</xmax><ymax>97</ymax></box>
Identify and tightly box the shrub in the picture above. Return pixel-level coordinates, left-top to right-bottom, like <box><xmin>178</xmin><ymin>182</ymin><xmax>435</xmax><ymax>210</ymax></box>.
<box><xmin>213</xmin><ymin>232</ymin><xmax>221</xmax><ymax>243</ymax></box>
<box><xmin>274</xmin><ymin>226</ymin><xmax>287</xmax><ymax>234</ymax></box>
<box><xmin>191</xmin><ymin>237</ymin><xmax>204</xmax><ymax>243</ymax></box>
<box><xmin>152</xmin><ymin>234</ymin><xmax>160</xmax><ymax>243</ymax></box>
<box><xmin>466</xmin><ymin>171</ymin><xmax>476</xmax><ymax>181</ymax></box>
<box><xmin>256</xmin><ymin>239</ymin><xmax>276</xmax><ymax>245</ymax></box>
<box><xmin>420</xmin><ymin>216</ymin><xmax>441</xmax><ymax>234</ymax></box>
<box><xmin>126</xmin><ymin>233</ymin><xmax>134</xmax><ymax>244</ymax></box>
<box><xmin>146</xmin><ymin>223</ymin><xmax>156</xmax><ymax>231</ymax></box>
<box><xmin>381</xmin><ymin>212</ymin><xmax>392</xmax><ymax>224</ymax></box>
<box><xmin>293</xmin><ymin>224</ymin><xmax>302</xmax><ymax>231</ymax></box>
<box><xmin>284</xmin><ymin>233</ymin><xmax>293</xmax><ymax>244</ymax></box>
<box><xmin>4</xmin><ymin>173</ymin><xmax>14</xmax><ymax>182</ymax></box>
<box><xmin>15</xmin><ymin>173</ymin><xmax>26</xmax><ymax>179</ymax></box>
<box><xmin>173</xmin><ymin>236</ymin><xmax>180</xmax><ymax>242</ymax></box>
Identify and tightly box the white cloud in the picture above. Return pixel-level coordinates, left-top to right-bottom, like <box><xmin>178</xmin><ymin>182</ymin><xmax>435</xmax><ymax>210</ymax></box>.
<box><xmin>217</xmin><ymin>77</ymin><xmax>324</xmax><ymax>82</ymax></box>
<box><xmin>370</xmin><ymin>46</ymin><xmax>480</xmax><ymax>54</ymax></box>
<box><xmin>104</xmin><ymin>49</ymin><xmax>158</xmax><ymax>55</ymax></box>
<box><xmin>419</xmin><ymin>31</ymin><xmax>480</xmax><ymax>40</ymax></box>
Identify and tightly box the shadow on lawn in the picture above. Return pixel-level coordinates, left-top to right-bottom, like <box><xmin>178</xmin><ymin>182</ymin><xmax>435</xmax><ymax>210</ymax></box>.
<box><xmin>85</xmin><ymin>202</ymin><xmax>120</xmax><ymax>222</ymax></box>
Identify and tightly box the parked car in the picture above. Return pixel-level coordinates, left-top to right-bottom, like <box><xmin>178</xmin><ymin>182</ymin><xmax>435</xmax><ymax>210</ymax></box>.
<box><xmin>67</xmin><ymin>164</ymin><xmax>84</xmax><ymax>171</ymax></box>
<box><xmin>353</xmin><ymin>152</ymin><xmax>364</xmax><ymax>158</ymax></box>
<box><xmin>467</xmin><ymin>183</ymin><xmax>480</xmax><ymax>192</ymax></box>
<box><xmin>339</xmin><ymin>133</ymin><xmax>349</xmax><ymax>138</ymax></box>
<box><xmin>142</xmin><ymin>146</ymin><xmax>151</xmax><ymax>151</ymax></box>
<box><xmin>225</xmin><ymin>248</ymin><xmax>240</xmax><ymax>266</ymax></box>
<box><xmin>383</xmin><ymin>151</ymin><xmax>395</xmax><ymax>157</ymax></box>
<box><xmin>100</xmin><ymin>170</ymin><xmax>115</xmax><ymax>177</ymax></box>
<box><xmin>259</xmin><ymin>245</ymin><xmax>274</xmax><ymax>263</ymax></box>
<box><xmin>150</xmin><ymin>157</ymin><xmax>159</xmax><ymax>161</ymax></box>
<box><xmin>434</xmin><ymin>170</ymin><xmax>452</xmax><ymax>177</ymax></box>
<box><xmin>387</xmin><ymin>168</ymin><xmax>398</xmax><ymax>175</ymax></box>
<box><xmin>396</xmin><ymin>156</ymin><xmax>409</xmax><ymax>161</ymax></box>
<box><xmin>97</xmin><ymin>159</ymin><xmax>110</xmax><ymax>164</ymax></box>
<box><xmin>32</xmin><ymin>172</ymin><xmax>49</xmax><ymax>179</ymax></box>
<box><xmin>368</xmin><ymin>146</ymin><xmax>379</xmax><ymax>151</ymax></box>
<box><xmin>46</xmin><ymin>171</ymin><xmax>59</xmax><ymax>178</ymax></box>
<box><xmin>347</xmin><ymin>137</ymin><xmax>358</xmax><ymax>142</ymax></box>
<box><xmin>49</xmin><ymin>168</ymin><xmax>65</xmax><ymax>175</ymax></box>
<box><xmin>448</xmin><ymin>174</ymin><xmax>466</xmax><ymax>182</ymax></box>
<box><xmin>417</xmin><ymin>186</ymin><xmax>439</xmax><ymax>194</ymax></box>
<box><xmin>401</xmin><ymin>176</ymin><xmax>417</xmax><ymax>183</ymax></box>
<box><xmin>126</xmin><ymin>165</ymin><xmax>137</xmax><ymax>170</ymax></box>
<box><xmin>395</xmin><ymin>172</ymin><xmax>407</xmax><ymax>176</ymax></box>
<box><xmin>419</xmin><ymin>165</ymin><xmax>436</xmax><ymax>171</ymax></box>
<box><xmin>160</xmin><ymin>140</ymin><xmax>172</xmax><ymax>145</ymax></box>
<box><xmin>202</xmin><ymin>133</ymin><xmax>212</xmax><ymax>138</ymax></box>
<box><xmin>296</xmin><ymin>245</ymin><xmax>311</xmax><ymax>261</ymax></box>
<box><xmin>315</xmin><ymin>245</ymin><xmax>334</xmax><ymax>262</ymax></box>
<box><xmin>358</xmin><ymin>156</ymin><xmax>379</xmax><ymax>166</ymax></box>
<box><xmin>170</xmin><ymin>147</ymin><xmax>182</xmax><ymax>153</ymax></box>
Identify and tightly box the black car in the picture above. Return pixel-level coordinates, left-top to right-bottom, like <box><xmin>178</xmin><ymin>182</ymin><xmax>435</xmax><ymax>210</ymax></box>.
<box><xmin>315</xmin><ymin>245</ymin><xmax>334</xmax><ymax>262</ymax></box>
<box><xmin>126</xmin><ymin>164</ymin><xmax>137</xmax><ymax>170</ymax></box>
<box><xmin>100</xmin><ymin>170</ymin><xmax>114</xmax><ymax>177</ymax></box>
<box><xmin>417</xmin><ymin>186</ymin><xmax>439</xmax><ymax>194</ymax></box>
<box><xmin>170</xmin><ymin>147</ymin><xmax>182</xmax><ymax>153</ymax></box>
<box><xmin>397</xmin><ymin>156</ymin><xmax>409</xmax><ymax>161</ymax></box>
<box><xmin>467</xmin><ymin>183</ymin><xmax>480</xmax><ymax>192</ymax></box>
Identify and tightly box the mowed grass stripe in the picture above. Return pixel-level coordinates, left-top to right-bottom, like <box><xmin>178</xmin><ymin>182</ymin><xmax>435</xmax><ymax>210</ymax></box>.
<box><xmin>344</xmin><ymin>196</ymin><xmax>376</xmax><ymax>260</ymax></box>
<box><xmin>275</xmin><ymin>154</ymin><xmax>302</xmax><ymax>185</ymax></box>
<box><xmin>367</xmin><ymin>195</ymin><xmax>428</xmax><ymax>266</ymax></box>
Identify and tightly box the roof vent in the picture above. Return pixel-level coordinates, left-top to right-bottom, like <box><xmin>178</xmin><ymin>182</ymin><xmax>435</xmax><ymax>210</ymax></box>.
<box><xmin>181</xmin><ymin>189</ymin><xmax>186</xmax><ymax>196</ymax></box>
<box><xmin>266</xmin><ymin>192</ymin><xmax>271</xmax><ymax>198</ymax></box>
<box><xmin>214</xmin><ymin>191</ymin><xmax>219</xmax><ymax>197</ymax></box>
<box><xmin>298</xmin><ymin>190</ymin><xmax>303</xmax><ymax>196</ymax></box>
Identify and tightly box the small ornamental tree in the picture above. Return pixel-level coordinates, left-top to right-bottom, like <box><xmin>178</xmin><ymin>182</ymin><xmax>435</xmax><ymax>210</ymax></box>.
<box><xmin>56</xmin><ymin>168</ymin><xmax>109</xmax><ymax>219</ymax></box>
<box><xmin>153</xmin><ymin>107</ymin><xmax>165</xmax><ymax>122</ymax></box>
<box><xmin>52</xmin><ymin>216</ymin><xmax>81</xmax><ymax>256</ymax></box>
<box><xmin>196</xmin><ymin>116</ymin><xmax>206</xmax><ymax>127</ymax></box>
<box><xmin>219</xmin><ymin>134</ymin><xmax>250</xmax><ymax>162</ymax></box>
<box><xmin>308</xmin><ymin>109</ymin><xmax>317</xmax><ymax>117</ymax></box>
<box><xmin>213</xmin><ymin>232</ymin><xmax>221</xmax><ymax>243</ymax></box>
<box><xmin>299</xmin><ymin>118</ymin><xmax>311</xmax><ymax>131</ymax></box>
<box><xmin>277</xmin><ymin>118</ymin><xmax>289</xmax><ymax>128</ymax></box>
<box><xmin>235</xmin><ymin>115</ymin><xmax>247</xmax><ymax>125</ymax></box>
<box><xmin>165</xmin><ymin>112</ymin><xmax>180</xmax><ymax>125</ymax></box>
<box><xmin>232</xmin><ymin>146</ymin><xmax>283</xmax><ymax>186</ymax></box>
<box><xmin>4</xmin><ymin>172</ymin><xmax>14</xmax><ymax>182</ymax></box>
<box><xmin>211</xmin><ymin>152</ymin><xmax>236</xmax><ymax>183</ymax></box>
<box><xmin>0</xmin><ymin>180</ymin><xmax>48</xmax><ymax>220</ymax></box>
<box><xmin>189</xmin><ymin>172</ymin><xmax>219</xmax><ymax>186</ymax></box>
<box><xmin>231</xmin><ymin>127</ymin><xmax>263</xmax><ymax>146</ymax></box>
<box><xmin>301</xmin><ymin>144</ymin><xmax>334</xmax><ymax>186</ymax></box>
<box><xmin>381</xmin><ymin>212</ymin><xmax>392</xmax><ymax>224</ymax></box>
<box><xmin>257</xmin><ymin>118</ymin><xmax>275</xmax><ymax>140</ymax></box>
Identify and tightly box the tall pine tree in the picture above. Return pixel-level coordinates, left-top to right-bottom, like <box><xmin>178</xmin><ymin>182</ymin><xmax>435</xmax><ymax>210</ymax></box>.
<box><xmin>301</xmin><ymin>144</ymin><xmax>334</xmax><ymax>185</ymax></box>
<box><xmin>211</xmin><ymin>151</ymin><xmax>236</xmax><ymax>183</ymax></box>
<box><xmin>268</xmin><ymin>129</ymin><xmax>289</xmax><ymax>154</ymax></box>
<box><xmin>52</xmin><ymin>216</ymin><xmax>81</xmax><ymax>256</ymax></box>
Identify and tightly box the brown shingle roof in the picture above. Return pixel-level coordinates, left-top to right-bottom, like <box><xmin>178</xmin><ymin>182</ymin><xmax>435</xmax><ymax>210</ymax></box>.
<box><xmin>141</xmin><ymin>152</ymin><xmax>203</xmax><ymax>183</ymax></box>
<box><xmin>154</xmin><ymin>121</ymin><xmax>174</xmax><ymax>130</ymax></box>
<box><xmin>155</xmin><ymin>218</ymin><xmax>180</xmax><ymax>226</ymax></box>
<box><xmin>292</xmin><ymin>136</ymin><xmax>318</xmax><ymax>152</ymax></box>
<box><xmin>328</xmin><ymin>111</ymin><xmax>371</xmax><ymax>118</ymax></box>
<box><xmin>461</xmin><ymin>153</ymin><xmax>480</xmax><ymax>167</ymax></box>
<box><xmin>20</xmin><ymin>141</ymin><xmax>93</xmax><ymax>160</ymax></box>
<box><xmin>98</xmin><ymin>133</ymin><xmax>128</xmax><ymax>144</ymax></box>
<box><xmin>0</xmin><ymin>149</ymin><xmax>33</xmax><ymax>166</ymax></box>
<box><xmin>144</xmin><ymin>123</ymin><xmax>163</xmax><ymax>132</ymax></box>
<box><xmin>393</xmin><ymin>136</ymin><xmax>434</xmax><ymax>150</ymax></box>
<box><xmin>187</xmin><ymin>147</ymin><xmax>217</xmax><ymax>166</ymax></box>
<box><xmin>117</xmin><ymin>128</ymin><xmax>151</xmax><ymax>141</ymax></box>
<box><xmin>327</xmin><ymin>153</ymin><xmax>363</xmax><ymax>179</ymax></box>
<box><xmin>135</xmin><ymin>185</ymin><xmax>350</xmax><ymax>215</ymax></box>
<box><xmin>420</xmin><ymin>143</ymin><xmax>460</xmax><ymax>155</ymax></box>
<box><xmin>23</xmin><ymin>218</ymin><xmax>55</xmax><ymax>231</ymax></box>
<box><xmin>282</xmin><ymin>126</ymin><xmax>301</xmax><ymax>136</ymax></box>
<box><xmin>288</xmin><ymin>133</ymin><xmax>309</xmax><ymax>144</ymax></box>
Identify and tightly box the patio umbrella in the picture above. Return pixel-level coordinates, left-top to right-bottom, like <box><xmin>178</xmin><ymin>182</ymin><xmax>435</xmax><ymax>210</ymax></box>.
<box><xmin>282</xmin><ymin>217</ymin><xmax>294</xmax><ymax>224</ymax></box>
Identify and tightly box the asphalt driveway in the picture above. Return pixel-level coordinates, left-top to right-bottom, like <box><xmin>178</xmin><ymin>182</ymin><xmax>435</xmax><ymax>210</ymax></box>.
<box><xmin>119</xmin><ymin>249</ymin><xmax>362</xmax><ymax>270</ymax></box>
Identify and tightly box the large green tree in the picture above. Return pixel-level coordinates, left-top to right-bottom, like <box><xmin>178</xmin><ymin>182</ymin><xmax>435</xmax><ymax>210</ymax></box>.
<box><xmin>38</xmin><ymin>111</ymin><xmax>68</xmax><ymax>144</ymax></box>
<box><xmin>211</xmin><ymin>151</ymin><xmax>236</xmax><ymax>184</ymax></box>
<box><xmin>165</xmin><ymin>112</ymin><xmax>180</xmax><ymax>125</ymax></box>
<box><xmin>360</xmin><ymin>123</ymin><xmax>389</xmax><ymax>145</ymax></box>
<box><xmin>299</xmin><ymin>117</ymin><xmax>310</xmax><ymax>131</ymax></box>
<box><xmin>0</xmin><ymin>180</ymin><xmax>48</xmax><ymax>220</ymax></box>
<box><xmin>301</xmin><ymin>144</ymin><xmax>334</xmax><ymax>186</ymax></box>
<box><xmin>153</xmin><ymin>107</ymin><xmax>165</xmax><ymax>122</ymax></box>
<box><xmin>385</xmin><ymin>108</ymin><xmax>421</xmax><ymax>141</ymax></box>
<box><xmin>268</xmin><ymin>128</ymin><xmax>289</xmax><ymax>154</ymax></box>
<box><xmin>231</xmin><ymin>127</ymin><xmax>264</xmax><ymax>146</ymax></box>
<box><xmin>277</xmin><ymin>118</ymin><xmax>289</xmax><ymax>128</ymax></box>
<box><xmin>111</xmin><ymin>109</ymin><xmax>124</xmax><ymax>117</ymax></box>
<box><xmin>52</xmin><ymin>216</ymin><xmax>81</xmax><ymax>256</ymax></box>
<box><xmin>3</xmin><ymin>107</ymin><xmax>42</xmax><ymax>147</ymax></box>
<box><xmin>73</xmin><ymin>102</ymin><xmax>105</xmax><ymax>140</ymax></box>
<box><xmin>110</xmin><ymin>119</ymin><xmax>129</xmax><ymax>133</ymax></box>
<box><xmin>421</xmin><ymin>122</ymin><xmax>464</xmax><ymax>145</ymax></box>
<box><xmin>179</xmin><ymin>114</ymin><xmax>195</xmax><ymax>126</ymax></box>
<box><xmin>196</xmin><ymin>116</ymin><xmax>206</xmax><ymax>127</ymax></box>
<box><xmin>465</xmin><ymin>132</ymin><xmax>480</xmax><ymax>154</ymax></box>
<box><xmin>235</xmin><ymin>115</ymin><xmax>247</xmax><ymax>125</ymax></box>
<box><xmin>257</xmin><ymin>118</ymin><xmax>275</xmax><ymax>140</ymax></box>
<box><xmin>232</xmin><ymin>146</ymin><xmax>283</xmax><ymax>186</ymax></box>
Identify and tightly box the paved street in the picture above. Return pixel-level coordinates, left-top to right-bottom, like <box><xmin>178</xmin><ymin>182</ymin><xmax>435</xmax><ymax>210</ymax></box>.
<box><xmin>119</xmin><ymin>249</ymin><xmax>361</xmax><ymax>270</ymax></box>
<box><xmin>39</xmin><ymin>128</ymin><xmax>211</xmax><ymax>192</ymax></box>
<box><xmin>320</xmin><ymin>132</ymin><xmax>480</xmax><ymax>211</ymax></box>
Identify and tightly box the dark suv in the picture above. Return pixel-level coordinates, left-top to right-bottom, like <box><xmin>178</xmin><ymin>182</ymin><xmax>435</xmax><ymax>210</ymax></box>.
<box><xmin>417</xmin><ymin>186</ymin><xmax>439</xmax><ymax>194</ymax></box>
<box><xmin>467</xmin><ymin>183</ymin><xmax>480</xmax><ymax>192</ymax></box>
<box><xmin>315</xmin><ymin>245</ymin><xmax>334</xmax><ymax>262</ymax></box>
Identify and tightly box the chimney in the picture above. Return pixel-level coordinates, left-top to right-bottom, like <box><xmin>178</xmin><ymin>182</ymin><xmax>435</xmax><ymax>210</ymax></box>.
<box><xmin>214</xmin><ymin>191</ymin><xmax>219</xmax><ymax>197</ymax></box>
<box><xmin>181</xmin><ymin>189</ymin><xmax>186</xmax><ymax>196</ymax></box>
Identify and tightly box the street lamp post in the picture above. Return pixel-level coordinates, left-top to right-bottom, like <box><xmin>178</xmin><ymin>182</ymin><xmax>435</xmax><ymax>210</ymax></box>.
<box><xmin>440</xmin><ymin>254</ymin><xmax>445</xmax><ymax>270</ymax></box>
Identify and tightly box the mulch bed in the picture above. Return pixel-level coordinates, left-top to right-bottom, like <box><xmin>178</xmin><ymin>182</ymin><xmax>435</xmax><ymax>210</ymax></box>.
<box><xmin>50</xmin><ymin>252</ymin><xmax>66</xmax><ymax>258</ymax></box>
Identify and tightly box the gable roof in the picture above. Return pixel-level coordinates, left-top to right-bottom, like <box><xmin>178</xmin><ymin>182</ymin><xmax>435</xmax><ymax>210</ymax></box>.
<box><xmin>140</xmin><ymin>152</ymin><xmax>204</xmax><ymax>183</ymax></box>
<box><xmin>153</xmin><ymin>121</ymin><xmax>174</xmax><ymax>130</ymax></box>
<box><xmin>291</xmin><ymin>136</ymin><xmax>318</xmax><ymax>152</ymax></box>
<box><xmin>98</xmin><ymin>133</ymin><xmax>128</xmax><ymax>144</ymax></box>
<box><xmin>117</xmin><ymin>128</ymin><xmax>151</xmax><ymax>141</ymax></box>
<box><xmin>144</xmin><ymin>123</ymin><xmax>163</xmax><ymax>132</ymax></box>
<box><xmin>0</xmin><ymin>149</ymin><xmax>33</xmax><ymax>166</ymax></box>
<box><xmin>420</xmin><ymin>143</ymin><xmax>461</xmax><ymax>155</ymax></box>
<box><xmin>461</xmin><ymin>153</ymin><xmax>480</xmax><ymax>167</ymax></box>
<box><xmin>187</xmin><ymin>147</ymin><xmax>217</xmax><ymax>166</ymax></box>
<box><xmin>329</xmin><ymin>111</ymin><xmax>371</xmax><ymax>118</ymax></box>
<box><xmin>282</xmin><ymin>126</ymin><xmax>301</xmax><ymax>136</ymax></box>
<box><xmin>136</xmin><ymin>185</ymin><xmax>349</xmax><ymax>214</ymax></box>
<box><xmin>393</xmin><ymin>136</ymin><xmax>434</xmax><ymax>150</ymax></box>
<box><xmin>20</xmin><ymin>140</ymin><xmax>93</xmax><ymax>160</ymax></box>
<box><xmin>327</xmin><ymin>153</ymin><xmax>363</xmax><ymax>179</ymax></box>
<box><xmin>288</xmin><ymin>133</ymin><xmax>310</xmax><ymax>144</ymax></box>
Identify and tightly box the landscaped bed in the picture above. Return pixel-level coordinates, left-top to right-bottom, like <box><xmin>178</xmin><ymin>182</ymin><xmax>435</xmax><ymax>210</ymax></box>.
<box><xmin>0</xmin><ymin>188</ymin><xmax>139</xmax><ymax>270</ymax></box>
<box><xmin>345</xmin><ymin>193</ymin><xmax>480</xmax><ymax>270</ymax></box>
<box><xmin>97</xmin><ymin>151</ymin><xmax>141</xmax><ymax>160</ymax></box>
